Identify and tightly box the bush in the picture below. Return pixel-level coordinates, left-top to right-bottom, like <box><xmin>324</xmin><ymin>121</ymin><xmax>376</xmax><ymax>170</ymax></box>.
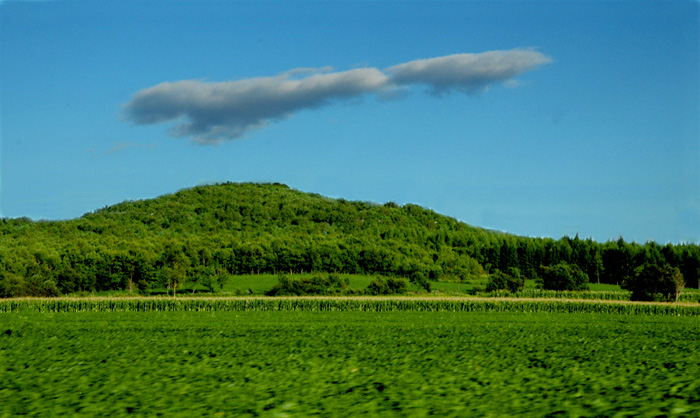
<box><xmin>266</xmin><ymin>273</ymin><xmax>349</xmax><ymax>296</ymax></box>
<box><xmin>0</xmin><ymin>272</ymin><xmax>25</xmax><ymax>298</ymax></box>
<box><xmin>623</xmin><ymin>264</ymin><xmax>685</xmax><ymax>302</ymax></box>
<box><xmin>485</xmin><ymin>268</ymin><xmax>525</xmax><ymax>293</ymax></box>
<box><xmin>367</xmin><ymin>276</ymin><xmax>408</xmax><ymax>295</ymax></box>
<box><xmin>408</xmin><ymin>270</ymin><xmax>431</xmax><ymax>292</ymax></box>
<box><xmin>469</xmin><ymin>284</ymin><xmax>484</xmax><ymax>295</ymax></box>
<box><xmin>538</xmin><ymin>263</ymin><xmax>589</xmax><ymax>291</ymax></box>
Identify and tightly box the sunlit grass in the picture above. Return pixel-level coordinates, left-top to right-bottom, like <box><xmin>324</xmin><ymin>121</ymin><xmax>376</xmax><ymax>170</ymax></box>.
<box><xmin>63</xmin><ymin>273</ymin><xmax>697</xmax><ymax>302</ymax></box>
<box><xmin>2</xmin><ymin>311</ymin><xmax>699</xmax><ymax>416</ymax></box>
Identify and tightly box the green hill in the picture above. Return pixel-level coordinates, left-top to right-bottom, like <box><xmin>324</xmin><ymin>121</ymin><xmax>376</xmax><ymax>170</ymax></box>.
<box><xmin>1</xmin><ymin>182</ymin><xmax>698</xmax><ymax>296</ymax></box>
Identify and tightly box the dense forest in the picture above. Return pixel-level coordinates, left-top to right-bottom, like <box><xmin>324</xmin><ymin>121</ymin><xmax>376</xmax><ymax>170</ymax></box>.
<box><xmin>1</xmin><ymin>182</ymin><xmax>698</xmax><ymax>297</ymax></box>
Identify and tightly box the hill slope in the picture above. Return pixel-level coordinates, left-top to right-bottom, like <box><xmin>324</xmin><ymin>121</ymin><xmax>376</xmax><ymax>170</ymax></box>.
<box><xmin>1</xmin><ymin>182</ymin><xmax>698</xmax><ymax>296</ymax></box>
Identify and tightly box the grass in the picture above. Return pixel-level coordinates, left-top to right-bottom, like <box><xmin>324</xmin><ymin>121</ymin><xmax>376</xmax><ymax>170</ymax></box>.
<box><xmin>588</xmin><ymin>282</ymin><xmax>625</xmax><ymax>291</ymax></box>
<box><xmin>65</xmin><ymin>274</ymin><xmax>700</xmax><ymax>302</ymax></box>
<box><xmin>72</xmin><ymin>273</ymin><xmax>425</xmax><ymax>297</ymax></box>
<box><xmin>221</xmin><ymin>273</ymin><xmax>384</xmax><ymax>294</ymax></box>
<box><xmin>1</xmin><ymin>310</ymin><xmax>698</xmax><ymax>417</ymax></box>
<box><xmin>431</xmin><ymin>279</ymin><xmax>629</xmax><ymax>294</ymax></box>
<box><xmin>221</xmin><ymin>273</ymin><xmax>279</xmax><ymax>294</ymax></box>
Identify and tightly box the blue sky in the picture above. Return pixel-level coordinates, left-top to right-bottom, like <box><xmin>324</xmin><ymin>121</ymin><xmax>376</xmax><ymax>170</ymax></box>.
<box><xmin>1</xmin><ymin>0</ymin><xmax>698</xmax><ymax>244</ymax></box>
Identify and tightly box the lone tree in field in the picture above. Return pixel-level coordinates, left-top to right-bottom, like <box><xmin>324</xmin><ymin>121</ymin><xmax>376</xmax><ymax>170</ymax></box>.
<box><xmin>622</xmin><ymin>264</ymin><xmax>685</xmax><ymax>302</ymax></box>
<box><xmin>538</xmin><ymin>263</ymin><xmax>589</xmax><ymax>291</ymax></box>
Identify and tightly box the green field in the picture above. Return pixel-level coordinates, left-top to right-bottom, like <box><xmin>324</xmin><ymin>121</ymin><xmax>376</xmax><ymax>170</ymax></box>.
<box><xmin>221</xmin><ymin>274</ymin><xmax>381</xmax><ymax>295</ymax></box>
<box><xmin>2</xmin><ymin>309</ymin><xmax>698</xmax><ymax>417</ymax></box>
<box><xmin>63</xmin><ymin>273</ymin><xmax>700</xmax><ymax>305</ymax></box>
<box><xmin>96</xmin><ymin>274</ymin><xmax>405</xmax><ymax>297</ymax></box>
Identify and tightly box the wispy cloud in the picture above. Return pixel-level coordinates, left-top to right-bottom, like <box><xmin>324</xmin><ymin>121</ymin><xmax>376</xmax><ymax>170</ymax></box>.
<box><xmin>385</xmin><ymin>49</ymin><xmax>552</xmax><ymax>95</ymax></box>
<box><xmin>123</xmin><ymin>49</ymin><xmax>551</xmax><ymax>144</ymax></box>
<box><xmin>106</xmin><ymin>141</ymin><xmax>155</xmax><ymax>155</ymax></box>
<box><xmin>124</xmin><ymin>68</ymin><xmax>389</xmax><ymax>144</ymax></box>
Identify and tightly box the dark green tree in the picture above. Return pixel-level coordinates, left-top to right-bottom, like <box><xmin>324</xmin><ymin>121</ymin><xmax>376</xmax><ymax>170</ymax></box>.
<box><xmin>538</xmin><ymin>263</ymin><xmax>589</xmax><ymax>291</ymax></box>
<box><xmin>622</xmin><ymin>264</ymin><xmax>685</xmax><ymax>302</ymax></box>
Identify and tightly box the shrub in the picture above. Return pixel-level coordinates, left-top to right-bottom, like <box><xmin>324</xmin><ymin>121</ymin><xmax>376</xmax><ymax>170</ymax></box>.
<box><xmin>538</xmin><ymin>263</ymin><xmax>589</xmax><ymax>291</ymax></box>
<box><xmin>266</xmin><ymin>273</ymin><xmax>349</xmax><ymax>296</ymax></box>
<box><xmin>485</xmin><ymin>268</ymin><xmax>525</xmax><ymax>293</ymax></box>
<box><xmin>622</xmin><ymin>264</ymin><xmax>685</xmax><ymax>302</ymax></box>
<box><xmin>472</xmin><ymin>284</ymin><xmax>484</xmax><ymax>295</ymax></box>
<box><xmin>0</xmin><ymin>272</ymin><xmax>25</xmax><ymax>298</ymax></box>
<box><xmin>408</xmin><ymin>270</ymin><xmax>431</xmax><ymax>292</ymax></box>
<box><xmin>367</xmin><ymin>276</ymin><xmax>408</xmax><ymax>295</ymax></box>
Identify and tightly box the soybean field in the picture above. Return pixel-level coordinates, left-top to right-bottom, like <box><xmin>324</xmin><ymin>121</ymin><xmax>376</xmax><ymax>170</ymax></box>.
<box><xmin>2</xmin><ymin>307</ymin><xmax>699</xmax><ymax>417</ymax></box>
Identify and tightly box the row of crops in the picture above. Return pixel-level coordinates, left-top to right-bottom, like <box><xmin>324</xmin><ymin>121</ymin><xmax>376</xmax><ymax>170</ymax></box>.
<box><xmin>2</xmin><ymin>296</ymin><xmax>699</xmax><ymax>315</ymax></box>
<box><xmin>2</xmin><ymin>310</ymin><xmax>699</xmax><ymax>417</ymax></box>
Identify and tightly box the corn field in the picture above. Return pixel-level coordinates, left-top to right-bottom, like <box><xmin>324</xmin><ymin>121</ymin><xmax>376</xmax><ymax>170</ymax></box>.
<box><xmin>2</xmin><ymin>296</ymin><xmax>698</xmax><ymax>316</ymax></box>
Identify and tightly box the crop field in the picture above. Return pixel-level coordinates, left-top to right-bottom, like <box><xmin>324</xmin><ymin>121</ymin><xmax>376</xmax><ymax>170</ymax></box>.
<box><xmin>1</xmin><ymin>307</ymin><xmax>699</xmax><ymax>417</ymax></box>
<box><xmin>2</xmin><ymin>296</ymin><xmax>700</xmax><ymax>316</ymax></box>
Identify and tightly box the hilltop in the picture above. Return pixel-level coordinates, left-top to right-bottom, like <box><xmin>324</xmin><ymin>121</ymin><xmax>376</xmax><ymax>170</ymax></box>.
<box><xmin>0</xmin><ymin>182</ymin><xmax>698</xmax><ymax>296</ymax></box>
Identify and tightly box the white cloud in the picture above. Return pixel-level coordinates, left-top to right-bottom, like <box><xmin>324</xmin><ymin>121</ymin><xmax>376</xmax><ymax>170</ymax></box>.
<box><xmin>123</xmin><ymin>49</ymin><xmax>551</xmax><ymax>144</ymax></box>
<box><xmin>385</xmin><ymin>49</ymin><xmax>552</xmax><ymax>95</ymax></box>
<box><xmin>124</xmin><ymin>68</ymin><xmax>389</xmax><ymax>144</ymax></box>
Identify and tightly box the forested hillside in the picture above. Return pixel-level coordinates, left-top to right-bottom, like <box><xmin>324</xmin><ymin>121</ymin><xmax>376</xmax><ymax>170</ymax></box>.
<box><xmin>1</xmin><ymin>182</ymin><xmax>698</xmax><ymax>296</ymax></box>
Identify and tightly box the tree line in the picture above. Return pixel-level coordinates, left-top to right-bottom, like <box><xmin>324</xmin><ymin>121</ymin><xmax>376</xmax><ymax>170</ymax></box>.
<box><xmin>0</xmin><ymin>182</ymin><xmax>698</xmax><ymax>297</ymax></box>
